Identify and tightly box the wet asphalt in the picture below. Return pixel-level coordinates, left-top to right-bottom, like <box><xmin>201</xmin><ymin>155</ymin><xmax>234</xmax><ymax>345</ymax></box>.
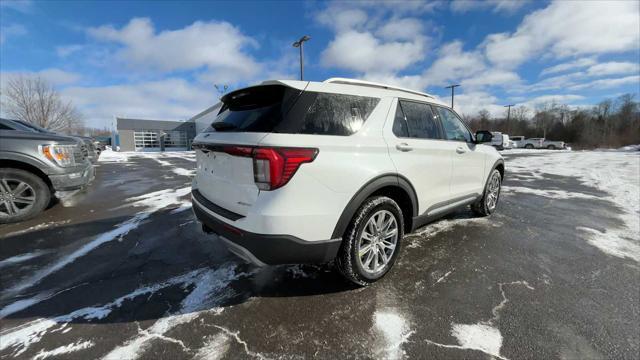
<box><xmin>0</xmin><ymin>152</ymin><xmax>638</xmax><ymax>359</ymax></box>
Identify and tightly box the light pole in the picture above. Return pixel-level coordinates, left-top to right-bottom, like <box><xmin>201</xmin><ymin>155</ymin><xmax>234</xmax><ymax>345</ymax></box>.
<box><xmin>445</xmin><ymin>84</ymin><xmax>460</xmax><ymax>108</ymax></box>
<box><xmin>292</xmin><ymin>35</ymin><xmax>311</xmax><ymax>81</ymax></box>
<box><xmin>504</xmin><ymin>104</ymin><xmax>514</xmax><ymax>132</ymax></box>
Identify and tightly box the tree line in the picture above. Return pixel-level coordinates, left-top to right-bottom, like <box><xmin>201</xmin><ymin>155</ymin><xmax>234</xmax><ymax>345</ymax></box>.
<box><xmin>462</xmin><ymin>93</ymin><xmax>640</xmax><ymax>149</ymax></box>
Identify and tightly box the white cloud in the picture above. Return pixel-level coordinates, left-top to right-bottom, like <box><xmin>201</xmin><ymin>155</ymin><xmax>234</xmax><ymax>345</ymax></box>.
<box><xmin>461</xmin><ymin>69</ymin><xmax>520</xmax><ymax>88</ymax></box>
<box><xmin>0</xmin><ymin>68</ymin><xmax>81</xmax><ymax>86</ymax></box>
<box><xmin>0</xmin><ymin>24</ymin><xmax>27</xmax><ymax>44</ymax></box>
<box><xmin>569</xmin><ymin>75</ymin><xmax>640</xmax><ymax>91</ymax></box>
<box><xmin>56</xmin><ymin>44</ymin><xmax>83</xmax><ymax>58</ymax></box>
<box><xmin>62</xmin><ymin>78</ymin><xmax>216</xmax><ymax>128</ymax></box>
<box><xmin>484</xmin><ymin>1</ymin><xmax>640</xmax><ymax>69</ymax></box>
<box><xmin>422</xmin><ymin>41</ymin><xmax>486</xmax><ymax>86</ymax></box>
<box><xmin>524</xmin><ymin>94</ymin><xmax>585</xmax><ymax>107</ymax></box>
<box><xmin>0</xmin><ymin>0</ymin><xmax>33</xmax><ymax>13</ymax></box>
<box><xmin>376</xmin><ymin>18</ymin><xmax>424</xmax><ymax>41</ymax></box>
<box><xmin>454</xmin><ymin>91</ymin><xmax>505</xmax><ymax>117</ymax></box>
<box><xmin>88</xmin><ymin>18</ymin><xmax>261</xmax><ymax>83</ymax></box>
<box><xmin>321</xmin><ymin>30</ymin><xmax>427</xmax><ymax>74</ymax></box>
<box><xmin>540</xmin><ymin>58</ymin><xmax>597</xmax><ymax>76</ymax></box>
<box><xmin>451</xmin><ymin>0</ymin><xmax>530</xmax><ymax>14</ymax></box>
<box><xmin>586</xmin><ymin>62</ymin><xmax>640</xmax><ymax>77</ymax></box>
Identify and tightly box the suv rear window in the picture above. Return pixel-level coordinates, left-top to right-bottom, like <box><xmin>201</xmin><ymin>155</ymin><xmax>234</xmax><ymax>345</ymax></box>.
<box><xmin>208</xmin><ymin>85</ymin><xmax>379</xmax><ymax>136</ymax></box>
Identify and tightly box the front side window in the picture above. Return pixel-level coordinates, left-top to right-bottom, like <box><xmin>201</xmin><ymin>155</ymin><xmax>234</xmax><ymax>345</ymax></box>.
<box><xmin>393</xmin><ymin>100</ymin><xmax>441</xmax><ymax>139</ymax></box>
<box><xmin>436</xmin><ymin>107</ymin><xmax>471</xmax><ymax>142</ymax></box>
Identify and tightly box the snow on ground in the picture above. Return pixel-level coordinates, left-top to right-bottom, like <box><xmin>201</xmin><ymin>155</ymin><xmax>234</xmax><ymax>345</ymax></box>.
<box><xmin>501</xmin><ymin>186</ymin><xmax>600</xmax><ymax>200</ymax></box>
<box><xmin>1</xmin><ymin>187</ymin><xmax>191</xmax><ymax>303</ymax></box>
<box><xmin>373</xmin><ymin>311</ymin><xmax>414</xmax><ymax>360</ymax></box>
<box><xmin>32</xmin><ymin>340</ymin><xmax>94</xmax><ymax>360</ymax></box>
<box><xmin>500</xmin><ymin>148</ymin><xmax>571</xmax><ymax>155</ymax></box>
<box><xmin>0</xmin><ymin>264</ymin><xmax>249</xmax><ymax>358</ymax></box>
<box><xmin>406</xmin><ymin>213</ymin><xmax>503</xmax><ymax>249</ymax></box>
<box><xmin>2</xmin><ymin>220</ymin><xmax>71</xmax><ymax>239</ymax></box>
<box><xmin>507</xmin><ymin>150</ymin><xmax>640</xmax><ymax>262</ymax></box>
<box><xmin>425</xmin><ymin>281</ymin><xmax>533</xmax><ymax>360</ymax></box>
<box><xmin>0</xmin><ymin>250</ymin><xmax>49</xmax><ymax>269</ymax></box>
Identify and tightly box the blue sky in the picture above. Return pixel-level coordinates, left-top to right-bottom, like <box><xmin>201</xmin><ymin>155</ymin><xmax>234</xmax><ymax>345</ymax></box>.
<box><xmin>1</xmin><ymin>0</ymin><xmax>638</xmax><ymax>128</ymax></box>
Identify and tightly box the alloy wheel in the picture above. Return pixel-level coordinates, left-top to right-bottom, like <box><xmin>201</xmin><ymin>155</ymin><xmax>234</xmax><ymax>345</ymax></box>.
<box><xmin>485</xmin><ymin>172</ymin><xmax>501</xmax><ymax>211</ymax></box>
<box><xmin>0</xmin><ymin>178</ymin><xmax>37</xmax><ymax>218</ymax></box>
<box><xmin>356</xmin><ymin>210</ymin><xmax>398</xmax><ymax>274</ymax></box>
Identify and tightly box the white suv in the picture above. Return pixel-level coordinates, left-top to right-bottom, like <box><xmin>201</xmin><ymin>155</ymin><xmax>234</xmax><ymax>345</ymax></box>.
<box><xmin>191</xmin><ymin>78</ymin><xmax>504</xmax><ymax>285</ymax></box>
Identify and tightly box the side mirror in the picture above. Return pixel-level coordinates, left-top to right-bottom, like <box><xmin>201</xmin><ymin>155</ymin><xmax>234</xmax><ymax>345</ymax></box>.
<box><xmin>475</xmin><ymin>130</ymin><xmax>493</xmax><ymax>143</ymax></box>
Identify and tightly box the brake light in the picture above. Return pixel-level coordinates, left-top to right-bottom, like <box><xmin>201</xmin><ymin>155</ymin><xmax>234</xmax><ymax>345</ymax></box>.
<box><xmin>253</xmin><ymin>148</ymin><xmax>317</xmax><ymax>190</ymax></box>
<box><xmin>214</xmin><ymin>145</ymin><xmax>318</xmax><ymax>191</ymax></box>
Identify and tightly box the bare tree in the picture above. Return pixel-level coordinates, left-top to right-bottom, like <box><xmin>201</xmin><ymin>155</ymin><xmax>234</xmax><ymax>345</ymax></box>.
<box><xmin>1</xmin><ymin>75</ymin><xmax>83</xmax><ymax>133</ymax></box>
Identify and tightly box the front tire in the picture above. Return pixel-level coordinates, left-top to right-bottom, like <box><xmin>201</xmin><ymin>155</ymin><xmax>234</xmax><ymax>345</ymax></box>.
<box><xmin>336</xmin><ymin>196</ymin><xmax>404</xmax><ymax>286</ymax></box>
<box><xmin>0</xmin><ymin>168</ymin><xmax>51</xmax><ymax>224</ymax></box>
<box><xmin>524</xmin><ymin>144</ymin><xmax>534</xmax><ymax>149</ymax></box>
<box><xmin>547</xmin><ymin>145</ymin><xmax>556</xmax><ymax>150</ymax></box>
<box><xmin>471</xmin><ymin>169</ymin><xmax>502</xmax><ymax>216</ymax></box>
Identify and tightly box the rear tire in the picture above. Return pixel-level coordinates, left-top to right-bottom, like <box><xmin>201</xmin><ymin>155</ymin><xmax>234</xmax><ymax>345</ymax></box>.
<box><xmin>471</xmin><ymin>169</ymin><xmax>502</xmax><ymax>217</ymax></box>
<box><xmin>524</xmin><ymin>144</ymin><xmax>534</xmax><ymax>149</ymax></box>
<box><xmin>547</xmin><ymin>145</ymin><xmax>556</xmax><ymax>150</ymax></box>
<box><xmin>336</xmin><ymin>196</ymin><xmax>404</xmax><ymax>286</ymax></box>
<box><xmin>0</xmin><ymin>168</ymin><xmax>50</xmax><ymax>224</ymax></box>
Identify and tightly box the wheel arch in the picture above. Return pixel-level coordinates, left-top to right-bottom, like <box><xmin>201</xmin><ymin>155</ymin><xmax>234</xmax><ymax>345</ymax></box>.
<box><xmin>0</xmin><ymin>159</ymin><xmax>53</xmax><ymax>190</ymax></box>
<box><xmin>331</xmin><ymin>173</ymin><xmax>418</xmax><ymax>239</ymax></box>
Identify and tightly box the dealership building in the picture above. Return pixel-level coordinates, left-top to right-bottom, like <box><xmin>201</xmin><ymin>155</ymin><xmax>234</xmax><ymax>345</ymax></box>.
<box><xmin>111</xmin><ymin>103</ymin><xmax>221</xmax><ymax>152</ymax></box>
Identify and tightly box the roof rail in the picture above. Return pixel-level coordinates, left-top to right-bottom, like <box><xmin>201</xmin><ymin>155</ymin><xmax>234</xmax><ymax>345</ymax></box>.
<box><xmin>324</xmin><ymin>77</ymin><xmax>434</xmax><ymax>99</ymax></box>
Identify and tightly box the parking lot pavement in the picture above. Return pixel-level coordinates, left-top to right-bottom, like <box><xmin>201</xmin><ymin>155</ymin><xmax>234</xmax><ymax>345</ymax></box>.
<box><xmin>1</xmin><ymin>150</ymin><xmax>638</xmax><ymax>359</ymax></box>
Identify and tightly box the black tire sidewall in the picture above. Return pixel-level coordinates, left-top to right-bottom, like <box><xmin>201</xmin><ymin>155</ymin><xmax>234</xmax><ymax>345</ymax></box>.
<box><xmin>0</xmin><ymin>168</ymin><xmax>50</xmax><ymax>224</ymax></box>
<box><xmin>338</xmin><ymin>196</ymin><xmax>404</xmax><ymax>285</ymax></box>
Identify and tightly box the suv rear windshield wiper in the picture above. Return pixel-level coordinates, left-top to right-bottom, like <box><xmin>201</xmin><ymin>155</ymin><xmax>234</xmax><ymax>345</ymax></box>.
<box><xmin>211</xmin><ymin>122</ymin><xmax>238</xmax><ymax>131</ymax></box>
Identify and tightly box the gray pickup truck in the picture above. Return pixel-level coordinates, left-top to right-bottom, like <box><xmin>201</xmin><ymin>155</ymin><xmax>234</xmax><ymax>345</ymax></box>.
<box><xmin>0</xmin><ymin>118</ymin><xmax>94</xmax><ymax>223</ymax></box>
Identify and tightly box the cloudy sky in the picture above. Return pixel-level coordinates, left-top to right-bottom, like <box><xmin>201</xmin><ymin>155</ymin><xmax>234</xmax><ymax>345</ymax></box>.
<box><xmin>1</xmin><ymin>0</ymin><xmax>638</xmax><ymax>128</ymax></box>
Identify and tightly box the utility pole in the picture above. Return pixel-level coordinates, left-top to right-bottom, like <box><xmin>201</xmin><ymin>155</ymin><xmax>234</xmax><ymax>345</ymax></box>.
<box><xmin>504</xmin><ymin>104</ymin><xmax>514</xmax><ymax>132</ymax></box>
<box><xmin>292</xmin><ymin>35</ymin><xmax>311</xmax><ymax>81</ymax></box>
<box><xmin>445</xmin><ymin>84</ymin><xmax>460</xmax><ymax>108</ymax></box>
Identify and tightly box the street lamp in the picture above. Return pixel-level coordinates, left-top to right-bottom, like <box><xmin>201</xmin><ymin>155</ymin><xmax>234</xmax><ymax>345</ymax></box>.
<box><xmin>445</xmin><ymin>84</ymin><xmax>460</xmax><ymax>108</ymax></box>
<box><xmin>504</xmin><ymin>104</ymin><xmax>515</xmax><ymax>132</ymax></box>
<box><xmin>292</xmin><ymin>35</ymin><xmax>311</xmax><ymax>81</ymax></box>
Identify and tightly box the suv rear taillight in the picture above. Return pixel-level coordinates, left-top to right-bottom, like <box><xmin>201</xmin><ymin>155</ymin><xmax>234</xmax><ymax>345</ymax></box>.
<box><xmin>219</xmin><ymin>145</ymin><xmax>318</xmax><ymax>191</ymax></box>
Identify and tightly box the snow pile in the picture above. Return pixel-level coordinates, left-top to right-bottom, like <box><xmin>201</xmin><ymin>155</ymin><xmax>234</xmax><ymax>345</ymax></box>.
<box><xmin>507</xmin><ymin>151</ymin><xmax>640</xmax><ymax>262</ymax></box>
<box><xmin>98</xmin><ymin>149</ymin><xmax>130</xmax><ymax>163</ymax></box>
<box><xmin>502</xmin><ymin>186</ymin><xmax>599</xmax><ymax>200</ymax></box>
<box><xmin>374</xmin><ymin>311</ymin><xmax>414</xmax><ymax>360</ymax></box>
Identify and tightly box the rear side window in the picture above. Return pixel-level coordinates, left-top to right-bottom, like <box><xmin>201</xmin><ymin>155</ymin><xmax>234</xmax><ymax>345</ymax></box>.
<box><xmin>435</xmin><ymin>107</ymin><xmax>471</xmax><ymax>142</ymax></box>
<box><xmin>208</xmin><ymin>85</ymin><xmax>379</xmax><ymax>136</ymax></box>
<box><xmin>393</xmin><ymin>100</ymin><xmax>441</xmax><ymax>139</ymax></box>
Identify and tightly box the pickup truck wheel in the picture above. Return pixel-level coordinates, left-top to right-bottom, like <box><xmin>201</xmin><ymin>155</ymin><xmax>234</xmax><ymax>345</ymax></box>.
<box><xmin>547</xmin><ymin>145</ymin><xmax>556</xmax><ymax>150</ymax></box>
<box><xmin>471</xmin><ymin>169</ymin><xmax>502</xmax><ymax>217</ymax></box>
<box><xmin>336</xmin><ymin>196</ymin><xmax>404</xmax><ymax>286</ymax></box>
<box><xmin>524</xmin><ymin>144</ymin><xmax>534</xmax><ymax>149</ymax></box>
<box><xmin>0</xmin><ymin>168</ymin><xmax>50</xmax><ymax>224</ymax></box>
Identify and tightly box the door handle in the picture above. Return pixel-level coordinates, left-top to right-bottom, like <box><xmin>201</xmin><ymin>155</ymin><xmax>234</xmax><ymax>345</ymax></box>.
<box><xmin>456</xmin><ymin>146</ymin><xmax>467</xmax><ymax>154</ymax></box>
<box><xmin>396</xmin><ymin>143</ymin><xmax>413</xmax><ymax>152</ymax></box>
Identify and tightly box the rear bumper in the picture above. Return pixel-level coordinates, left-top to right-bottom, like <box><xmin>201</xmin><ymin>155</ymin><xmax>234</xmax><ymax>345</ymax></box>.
<box><xmin>191</xmin><ymin>191</ymin><xmax>342</xmax><ymax>266</ymax></box>
<box><xmin>49</xmin><ymin>163</ymin><xmax>95</xmax><ymax>191</ymax></box>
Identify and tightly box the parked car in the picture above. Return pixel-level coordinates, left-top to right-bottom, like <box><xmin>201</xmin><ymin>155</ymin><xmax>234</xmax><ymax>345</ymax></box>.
<box><xmin>190</xmin><ymin>78</ymin><xmax>504</xmax><ymax>285</ymax></box>
<box><xmin>522</xmin><ymin>138</ymin><xmax>544</xmax><ymax>149</ymax></box>
<box><xmin>510</xmin><ymin>135</ymin><xmax>525</xmax><ymax>148</ymax></box>
<box><xmin>0</xmin><ymin>118</ymin><xmax>94</xmax><ymax>223</ymax></box>
<box><xmin>490</xmin><ymin>132</ymin><xmax>512</xmax><ymax>150</ymax></box>
<box><xmin>540</xmin><ymin>139</ymin><xmax>566</xmax><ymax>150</ymax></box>
<box><xmin>9</xmin><ymin>120</ymin><xmax>99</xmax><ymax>163</ymax></box>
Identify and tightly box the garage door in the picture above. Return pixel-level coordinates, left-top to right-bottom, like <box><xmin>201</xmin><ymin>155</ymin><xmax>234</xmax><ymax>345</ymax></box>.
<box><xmin>134</xmin><ymin>130</ymin><xmax>188</xmax><ymax>151</ymax></box>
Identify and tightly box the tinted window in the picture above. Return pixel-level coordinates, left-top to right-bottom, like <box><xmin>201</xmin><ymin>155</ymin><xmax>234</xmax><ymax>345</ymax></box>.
<box><xmin>0</xmin><ymin>123</ymin><xmax>12</xmax><ymax>130</ymax></box>
<box><xmin>436</xmin><ymin>107</ymin><xmax>471</xmax><ymax>142</ymax></box>
<box><xmin>393</xmin><ymin>100</ymin><xmax>441</xmax><ymax>139</ymax></box>
<box><xmin>294</xmin><ymin>93</ymin><xmax>378</xmax><ymax>136</ymax></box>
<box><xmin>208</xmin><ymin>85</ymin><xmax>379</xmax><ymax>136</ymax></box>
